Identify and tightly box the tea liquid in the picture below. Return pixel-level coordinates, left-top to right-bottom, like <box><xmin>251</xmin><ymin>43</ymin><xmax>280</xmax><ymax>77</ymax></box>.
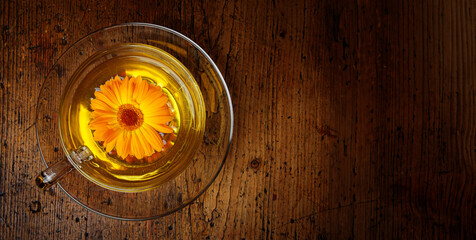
<box><xmin>59</xmin><ymin>44</ymin><xmax>205</xmax><ymax>191</ymax></box>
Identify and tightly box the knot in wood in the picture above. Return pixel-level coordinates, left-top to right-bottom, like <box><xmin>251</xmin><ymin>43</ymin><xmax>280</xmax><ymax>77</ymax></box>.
<box><xmin>250</xmin><ymin>158</ymin><xmax>261</xmax><ymax>169</ymax></box>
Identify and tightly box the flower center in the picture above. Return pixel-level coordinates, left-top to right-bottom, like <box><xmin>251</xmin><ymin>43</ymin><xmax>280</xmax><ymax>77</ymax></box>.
<box><xmin>117</xmin><ymin>104</ymin><xmax>144</xmax><ymax>131</ymax></box>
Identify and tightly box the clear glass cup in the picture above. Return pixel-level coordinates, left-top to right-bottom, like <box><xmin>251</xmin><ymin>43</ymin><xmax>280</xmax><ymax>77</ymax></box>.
<box><xmin>35</xmin><ymin>23</ymin><xmax>233</xmax><ymax>220</ymax></box>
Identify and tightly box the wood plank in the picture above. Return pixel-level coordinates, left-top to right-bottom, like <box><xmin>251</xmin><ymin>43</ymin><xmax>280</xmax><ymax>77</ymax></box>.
<box><xmin>0</xmin><ymin>0</ymin><xmax>474</xmax><ymax>239</ymax></box>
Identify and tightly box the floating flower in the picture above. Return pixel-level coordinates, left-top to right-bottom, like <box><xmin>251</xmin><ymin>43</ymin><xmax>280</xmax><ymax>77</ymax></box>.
<box><xmin>89</xmin><ymin>75</ymin><xmax>173</xmax><ymax>160</ymax></box>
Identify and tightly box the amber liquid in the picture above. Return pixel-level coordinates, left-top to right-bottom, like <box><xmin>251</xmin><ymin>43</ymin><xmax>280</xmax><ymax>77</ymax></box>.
<box><xmin>59</xmin><ymin>44</ymin><xmax>206</xmax><ymax>192</ymax></box>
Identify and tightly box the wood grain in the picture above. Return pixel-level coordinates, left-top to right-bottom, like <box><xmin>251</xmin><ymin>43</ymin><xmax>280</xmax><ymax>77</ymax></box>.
<box><xmin>1</xmin><ymin>0</ymin><xmax>475</xmax><ymax>239</ymax></box>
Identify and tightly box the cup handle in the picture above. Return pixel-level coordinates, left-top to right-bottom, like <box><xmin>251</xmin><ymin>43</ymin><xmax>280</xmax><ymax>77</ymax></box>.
<box><xmin>35</xmin><ymin>146</ymin><xmax>94</xmax><ymax>190</ymax></box>
<box><xmin>35</xmin><ymin>157</ymin><xmax>74</xmax><ymax>190</ymax></box>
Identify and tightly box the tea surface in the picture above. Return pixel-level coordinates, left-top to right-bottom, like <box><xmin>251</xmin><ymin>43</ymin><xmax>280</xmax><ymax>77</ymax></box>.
<box><xmin>59</xmin><ymin>44</ymin><xmax>206</xmax><ymax>191</ymax></box>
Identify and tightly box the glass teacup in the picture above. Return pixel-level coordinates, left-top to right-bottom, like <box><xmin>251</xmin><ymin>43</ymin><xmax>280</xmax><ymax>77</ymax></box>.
<box><xmin>35</xmin><ymin>23</ymin><xmax>233</xmax><ymax>219</ymax></box>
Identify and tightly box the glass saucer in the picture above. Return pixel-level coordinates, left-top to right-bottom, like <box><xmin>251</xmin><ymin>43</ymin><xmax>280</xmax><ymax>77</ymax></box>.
<box><xmin>35</xmin><ymin>23</ymin><xmax>233</xmax><ymax>220</ymax></box>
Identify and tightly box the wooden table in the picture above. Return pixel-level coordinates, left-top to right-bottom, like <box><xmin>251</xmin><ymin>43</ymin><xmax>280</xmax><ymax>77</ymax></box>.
<box><xmin>1</xmin><ymin>0</ymin><xmax>474</xmax><ymax>239</ymax></box>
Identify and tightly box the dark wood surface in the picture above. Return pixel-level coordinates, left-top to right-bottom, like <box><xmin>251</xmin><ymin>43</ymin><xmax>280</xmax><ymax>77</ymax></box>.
<box><xmin>1</xmin><ymin>0</ymin><xmax>475</xmax><ymax>239</ymax></box>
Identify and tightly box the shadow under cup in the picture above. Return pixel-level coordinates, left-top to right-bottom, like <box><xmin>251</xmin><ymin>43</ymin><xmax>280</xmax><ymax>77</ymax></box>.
<box><xmin>36</xmin><ymin>23</ymin><xmax>233</xmax><ymax>220</ymax></box>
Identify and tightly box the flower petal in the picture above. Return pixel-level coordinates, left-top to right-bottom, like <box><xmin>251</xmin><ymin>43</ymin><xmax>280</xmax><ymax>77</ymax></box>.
<box><xmin>105</xmin><ymin>136</ymin><xmax>117</xmax><ymax>152</ymax></box>
<box><xmin>117</xmin><ymin>131</ymin><xmax>132</xmax><ymax>159</ymax></box>
<box><xmin>119</xmin><ymin>80</ymin><xmax>129</xmax><ymax>104</ymax></box>
<box><xmin>135</xmin><ymin>128</ymin><xmax>153</xmax><ymax>156</ymax></box>
<box><xmin>111</xmin><ymin>77</ymin><xmax>124</xmax><ymax>105</ymax></box>
<box><xmin>123</xmin><ymin>131</ymin><xmax>133</xmax><ymax>158</ymax></box>
<box><xmin>99</xmin><ymin>84</ymin><xmax>121</xmax><ymax>108</ymax></box>
<box><xmin>103</xmin><ymin>126</ymin><xmax>122</xmax><ymax>143</ymax></box>
<box><xmin>89</xmin><ymin>116</ymin><xmax>116</xmax><ymax>128</ymax></box>
<box><xmin>141</xmin><ymin>105</ymin><xmax>170</xmax><ymax>116</ymax></box>
<box><xmin>141</xmin><ymin>95</ymin><xmax>168</xmax><ymax>109</ymax></box>
<box><xmin>91</xmin><ymin>110</ymin><xmax>116</xmax><ymax>119</ymax></box>
<box><xmin>91</xmin><ymin>98</ymin><xmax>116</xmax><ymax>112</ymax></box>
<box><xmin>94</xmin><ymin>91</ymin><xmax>119</xmax><ymax>110</ymax></box>
<box><xmin>140</xmin><ymin>124</ymin><xmax>164</xmax><ymax>152</ymax></box>
<box><xmin>144</xmin><ymin>115</ymin><xmax>173</xmax><ymax>124</ymax></box>
<box><xmin>146</xmin><ymin>121</ymin><xmax>174</xmax><ymax>133</ymax></box>
<box><xmin>115</xmin><ymin>132</ymin><xmax>125</xmax><ymax>158</ymax></box>
<box><xmin>130</xmin><ymin>132</ymin><xmax>145</xmax><ymax>159</ymax></box>
<box><xmin>134</xmin><ymin>77</ymin><xmax>150</xmax><ymax>103</ymax></box>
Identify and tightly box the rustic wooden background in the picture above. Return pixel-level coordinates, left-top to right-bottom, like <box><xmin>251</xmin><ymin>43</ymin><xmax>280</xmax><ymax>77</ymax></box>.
<box><xmin>1</xmin><ymin>0</ymin><xmax>475</xmax><ymax>239</ymax></box>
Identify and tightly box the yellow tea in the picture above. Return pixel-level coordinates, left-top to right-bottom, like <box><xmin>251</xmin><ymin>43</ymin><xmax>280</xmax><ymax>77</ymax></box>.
<box><xmin>58</xmin><ymin>44</ymin><xmax>206</xmax><ymax>191</ymax></box>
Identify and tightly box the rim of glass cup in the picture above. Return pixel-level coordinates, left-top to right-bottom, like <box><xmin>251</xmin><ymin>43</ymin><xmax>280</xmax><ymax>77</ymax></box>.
<box><xmin>35</xmin><ymin>22</ymin><xmax>234</xmax><ymax>220</ymax></box>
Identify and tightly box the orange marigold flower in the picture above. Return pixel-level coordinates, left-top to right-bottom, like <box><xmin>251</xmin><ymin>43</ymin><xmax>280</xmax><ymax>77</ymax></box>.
<box><xmin>89</xmin><ymin>75</ymin><xmax>173</xmax><ymax>159</ymax></box>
